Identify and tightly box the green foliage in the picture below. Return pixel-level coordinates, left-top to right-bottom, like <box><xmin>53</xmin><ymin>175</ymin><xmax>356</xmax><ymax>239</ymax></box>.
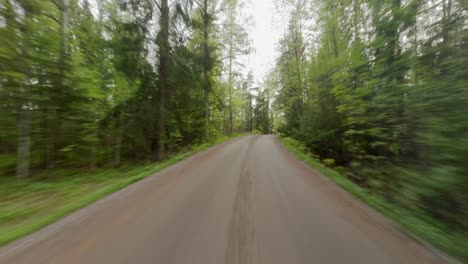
<box><xmin>0</xmin><ymin>0</ymin><xmax>255</xmax><ymax>178</ymax></box>
<box><xmin>281</xmin><ymin>137</ymin><xmax>468</xmax><ymax>262</ymax></box>
<box><xmin>274</xmin><ymin>0</ymin><xmax>468</xmax><ymax>260</ymax></box>
<box><xmin>253</xmin><ymin>90</ymin><xmax>271</xmax><ymax>134</ymax></box>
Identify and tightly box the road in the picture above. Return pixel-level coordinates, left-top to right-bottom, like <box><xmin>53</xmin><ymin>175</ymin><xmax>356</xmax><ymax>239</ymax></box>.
<box><xmin>0</xmin><ymin>136</ymin><xmax>447</xmax><ymax>264</ymax></box>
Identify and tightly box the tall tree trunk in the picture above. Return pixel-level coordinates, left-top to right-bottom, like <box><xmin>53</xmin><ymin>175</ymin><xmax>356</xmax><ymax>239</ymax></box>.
<box><xmin>114</xmin><ymin>116</ymin><xmax>123</xmax><ymax>167</ymax></box>
<box><xmin>114</xmin><ymin>133</ymin><xmax>122</xmax><ymax>167</ymax></box>
<box><xmin>352</xmin><ymin>0</ymin><xmax>360</xmax><ymax>41</ymax></box>
<box><xmin>228</xmin><ymin>37</ymin><xmax>233</xmax><ymax>136</ymax></box>
<box><xmin>203</xmin><ymin>0</ymin><xmax>210</xmax><ymax>141</ymax></box>
<box><xmin>227</xmin><ymin>5</ymin><xmax>234</xmax><ymax>136</ymax></box>
<box><xmin>17</xmin><ymin>106</ymin><xmax>32</xmax><ymax>179</ymax></box>
<box><xmin>204</xmin><ymin>73</ymin><xmax>210</xmax><ymax>141</ymax></box>
<box><xmin>47</xmin><ymin>0</ymin><xmax>70</xmax><ymax>169</ymax></box>
<box><xmin>59</xmin><ymin>0</ymin><xmax>69</xmax><ymax>72</ymax></box>
<box><xmin>248</xmin><ymin>93</ymin><xmax>252</xmax><ymax>133</ymax></box>
<box><xmin>155</xmin><ymin>0</ymin><xmax>170</xmax><ymax>160</ymax></box>
<box><xmin>5</xmin><ymin>1</ymin><xmax>32</xmax><ymax>179</ymax></box>
<box><xmin>45</xmin><ymin>111</ymin><xmax>56</xmax><ymax>169</ymax></box>
<box><xmin>265</xmin><ymin>87</ymin><xmax>271</xmax><ymax>134</ymax></box>
<box><xmin>90</xmin><ymin>128</ymin><xmax>98</xmax><ymax>169</ymax></box>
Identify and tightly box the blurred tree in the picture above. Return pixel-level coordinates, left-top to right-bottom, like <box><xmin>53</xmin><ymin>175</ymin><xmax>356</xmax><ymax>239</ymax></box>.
<box><xmin>220</xmin><ymin>0</ymin><xmax>252</xmax><ymax>135</ymax></box>
<box><xmin>273</xmin><ymin>0</ymin><xmax>468</xmax><ymax>228</ymax></box>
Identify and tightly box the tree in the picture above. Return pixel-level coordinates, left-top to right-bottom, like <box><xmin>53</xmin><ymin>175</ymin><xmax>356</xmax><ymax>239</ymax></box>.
<box><xmin>0</xmin><ymin>0</ymin><xmax>253</xmax><ymax>179</ymax></box>
<box><xmin>190</xmin><ymin>0</ymin><xmax>220</xmax><ymax>140</ymax></box>
<box><xmin>220</xmin><ymin>0</ymin><xmax>252</xmax><ymax>135</ymax></box>
<box><xmin>253</xmin><ymin>90</ymin><xmax>270</xmax><ymax>134</ymax></box>
<box><xmin>155</xmin><ymin>0</ymin><xmax>170</xmax><ymax>161</ymax></box>
<box><xmin>273</xmin><ymin>0</ymin><xmax>468</xmax><ymax>228</ymax></box>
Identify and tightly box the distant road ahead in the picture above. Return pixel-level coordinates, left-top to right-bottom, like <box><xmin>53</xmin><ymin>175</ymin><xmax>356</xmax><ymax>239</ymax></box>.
<box><xmin>0</xmin><ymin>136</ymin><xmax>446</xmax><ymax>264</ymax></box>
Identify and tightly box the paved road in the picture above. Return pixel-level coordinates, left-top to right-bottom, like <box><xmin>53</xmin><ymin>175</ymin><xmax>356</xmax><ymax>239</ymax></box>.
<box><xmin>0</xmin><ymin>136</ymin><xmax>446</xmax><ymax>264</ymax></box>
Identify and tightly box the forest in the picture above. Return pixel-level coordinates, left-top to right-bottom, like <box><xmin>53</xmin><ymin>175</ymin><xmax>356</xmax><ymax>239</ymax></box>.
<box><xmin>0</xmin><ymin>0</ymin><xmax>467</xmax><ymax>261</ymax></box>
<box><xmin>272</xmin><ymin>0</ymin><xmax>467</xmax><ymax>259</ymax></box>
<box><xmin>0</xmin><ymin>0</ymin><xmax>269</xmax><ymax>178</ymax></box>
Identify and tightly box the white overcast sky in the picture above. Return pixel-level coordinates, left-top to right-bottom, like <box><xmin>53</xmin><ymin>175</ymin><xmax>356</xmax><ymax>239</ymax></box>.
<box><xmin>245</xmin><ymin>0</ymin><xmax>286</xmax><ymax>84</ymax></box>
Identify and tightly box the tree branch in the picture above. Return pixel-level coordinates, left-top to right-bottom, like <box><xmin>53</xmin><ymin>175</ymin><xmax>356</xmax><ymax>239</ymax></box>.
<box><xmin>42</xmin><ymin>12</ymin><xmax>60</xmax><ymax>24</ymax></box>
<box><xmin>151</xmin><ymin>0</ymin><xmax>162</xmax><ymax>12</ymax></box>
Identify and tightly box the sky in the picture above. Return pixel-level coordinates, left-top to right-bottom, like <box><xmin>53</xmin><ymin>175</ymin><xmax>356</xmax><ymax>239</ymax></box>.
<box><xmin>244</xmin><ymin>0</ymin><xmax>285</xmax><ymax>84</ymax></box>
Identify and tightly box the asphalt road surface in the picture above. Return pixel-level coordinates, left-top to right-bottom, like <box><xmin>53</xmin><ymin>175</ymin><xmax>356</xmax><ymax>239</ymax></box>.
<box><xmin>0</xmin><ymin>136</ymin><xmax>447</xmax><ymax>264</ymax></box>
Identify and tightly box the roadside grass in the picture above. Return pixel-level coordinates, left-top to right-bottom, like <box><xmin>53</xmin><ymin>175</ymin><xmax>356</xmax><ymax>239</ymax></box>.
<box><xmin>0</xmin><ymin>134</ymin><xmax>245</xmax><ymax>246</ymax></box>
<box><xmin>280</xmin><ymin>136</ymin><xmax>467</xmax><ymax>263</ymax></box>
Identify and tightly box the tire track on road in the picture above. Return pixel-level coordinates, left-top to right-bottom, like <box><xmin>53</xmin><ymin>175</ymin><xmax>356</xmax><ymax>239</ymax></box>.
<box><xmin>225</xmin><ymin>136</ymin><xmax>258</xmax><ymax>264</ymax></box>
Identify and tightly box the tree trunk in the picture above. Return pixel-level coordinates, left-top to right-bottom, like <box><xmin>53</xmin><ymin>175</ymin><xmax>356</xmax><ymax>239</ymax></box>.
<box><xmin>46</xmin><ymin>110</ymin><xmax>56</xmax><ymax>169</ymax></box>
<box><xmin>59</xmin><ymin>0</ymin><xmax>69</xmax><ymax>72</ymax></box>
<box><xmin>17</xmin><ymin>107</ymin><xmax>32</xmax><ymax>179</ymax></box>
<box><xmin>46</xmin><ymin>0</ymin><xmax>69</xmax><ymax>169</ymax></box>
<box><xmin>90</xmin><ymin>128</ymin><xmax>98</xmax><ymax>169</ymax></box>
<box><xmin>228</xmin><ymin>5</ymin><xmax>234</xmax><ymax>136</ymax></box>
<box><xmin>228</xmin><ymin>37</ymin><xmax>234</xmax><ymax>136</ymax></box>
<box><xmin>155</xmin><ymin>0</ymin><xmax>170</xmax><ymax>161</ymax></box>
<box><xmin>114</xmin><ymin>120</ymin><xmax>123</xmax><ymax>167</ymax></box>
<box><xmin>114</xmin><ymin>134</ymin><xmax>122</xmax><ymax>167</ymax></box>
<box><xmin>203</xmin><ymin>0</ymin><xmax>210</xmax><ymax>141</ymax></box>
<box><xmin>248</xmin><ymin>93</ymin><xmax>252</xmax><ymax>133</ymax></box>
<box><xmin>204</xmin><ymin>75</ymin><xmax>210</xmax><ymax>141</ymax></box>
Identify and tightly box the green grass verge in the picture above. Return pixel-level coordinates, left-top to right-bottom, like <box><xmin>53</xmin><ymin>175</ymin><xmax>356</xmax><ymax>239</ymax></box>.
<box><xmin>280</xmin><ymin>136</ymin><xmax>467</xmax><ymax>263</ymax></box>
<box><xmin>0</xmin><ymin>134</ymin><xmax>245</xmax><ymax>246</ymax></box>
